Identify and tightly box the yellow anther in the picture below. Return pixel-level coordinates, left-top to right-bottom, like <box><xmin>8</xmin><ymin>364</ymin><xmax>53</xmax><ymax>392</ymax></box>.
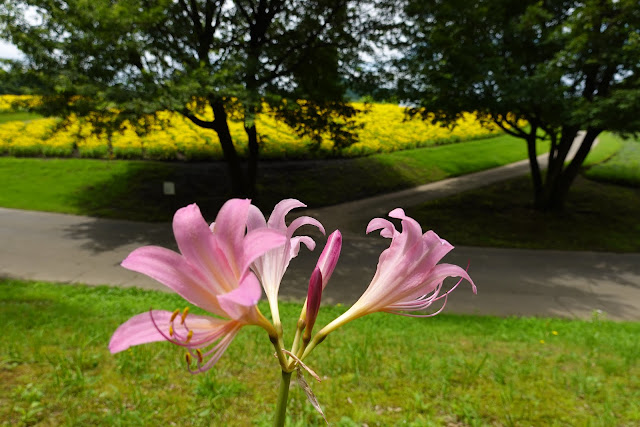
<box><xmin>186</xmin><ymin>330</ymin><xmax>194</xmax><ymax>343</ymax></box>
<box><xmin>196</xmin><ymin>349</ymin><xmax>203</xmax><ymax>363</ymax></box>
<box><xmin>169</xmin><ymin>325</ymin><xmax>174</xmax><ymax>337</ymax></box>
<box><xmin>170</xmin><ymin>309</ymin><xmax>180</xmax><ymax>322</ymax></box>
<box><xmin>185</xmin><ymin>352</ymin><xmax>192</xmax><ymax>365</ymax></box>
<box><xmin>181</xmin><ymin>307</ymin><xmax>190</xmax><ymax>324</ymax></box>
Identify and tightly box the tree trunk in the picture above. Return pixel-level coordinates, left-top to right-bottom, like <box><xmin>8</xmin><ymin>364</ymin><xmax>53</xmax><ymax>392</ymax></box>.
<box><xmin>245</xmin><ymin>122</ymin><xmax>259</xmax><ymax>199</ymax></box>
<box><xmin>210</xmin><ymin>101</ymin><xmax>249</xmax><ymax>196</ymax></box>
<box><xmin>525</xmin><ymin>125</ymin><xmax>544</xmax><ymax>206</ymax></box>
<box><xmin>534</xmin><ymin>128</ymin><xmax>601</xmax><ymax>211</ymax></box>
<box><xmin>184</xmin><ymin>101</ymin><xmax>248</xmax><ymax>196</ymax></box>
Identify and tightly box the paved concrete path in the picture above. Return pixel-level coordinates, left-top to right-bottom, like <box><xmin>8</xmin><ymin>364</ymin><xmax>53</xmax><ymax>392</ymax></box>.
<box><xmin>2</xmin><ymin>133</ymin><xmax>639</xmax><ymax>321</ymax></box>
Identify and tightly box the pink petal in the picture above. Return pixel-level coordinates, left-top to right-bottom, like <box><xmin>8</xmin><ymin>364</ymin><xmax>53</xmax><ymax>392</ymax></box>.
<box><xmin>417</xmin><ymin>234</ymin><xmax>455</xmax><ymax>273</ymax></box>
<box><xmin>109</xmin><ymin>310</ymin><xmax>172</xmax><ymax>353</ymax></box>
<box><xmin>218</xmin><ymin>273</ymin><xmax>262</xmax><ymax>319</ymax></box>
<box><xmin>212</xmin><ymin>199</ymin><xmax>251</xmax><ymax>267</ymax></box>
<box><xmin>267</xmin><ymin>199</ymin><xmax>307</xmax><ymax>230</ymax></box>
<box><xmin>246</xmin><ymin>205</ymin><xmax>267</xmax><ymax>232</ymax></box>
<box><xmin>110</xmin><ymin>310</ymin><xmax>238</xmax><ymax>355</ymax></box>
<box><xmin>287</xmin><ymin>216</ymin><xmax>326</xmax><ymax>238</ymax></box>
<box><xmin>390</xmin><ymin>209</ymin><xmax>424</xmax><ymax>253</ymax></box>
<box><xmin>416</xmin><ymin>263</ymin><xmax>476</xmax><ymax>298</ymax></box>
<box><xmin>242</xmin><ymin>228</ymin><xmax>287</xmax><ymax>273</ymax></box>
<box><xmin>366</xmin><ymin>217</ymin><xmax>396</xmax><ymax>238</ymax></box>
<box><xmin>121</xmin><ymin>246</ymin><xmax>223</xmax><ymax>315</ymax></box>
<box><xmin>172</xmin><ymin>204</ymin><xmax>219</xmax><ymax>283</ymax></box>
<box><xmin>290</xmin><ymin>236</ymin><xmax>316</xmax><ymax>259</ymax></box>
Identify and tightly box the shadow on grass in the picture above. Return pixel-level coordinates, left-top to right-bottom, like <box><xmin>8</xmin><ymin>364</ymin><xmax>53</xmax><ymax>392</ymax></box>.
<box><xmin>407</xmin><ymin>175</ymin><xmax>640</xmax><ymax>253</ymax></box>
<box><xmin>61</xmin><ymin>157</ymin><xmax>416</xmax><ymax>251</ymax></box>
<box><xmin>65</xmin><ymin>157</ymin><xmax>422</xmax><ymax>222</ymax></box>
<box><xmin>65</xmin><ymin>161</ymin><xmax>233</xmax><ymax>223</ymax></box>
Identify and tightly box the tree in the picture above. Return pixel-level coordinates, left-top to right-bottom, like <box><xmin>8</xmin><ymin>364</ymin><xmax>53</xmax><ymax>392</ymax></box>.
<box><xmin>1</xmin><ymin>0</ymin><xmax>378</xmax><ymax>197</ymax></box>
<box><xmin>397</xmin><ymin>0</ymin><xmax>640</xmax><ymax>210</ymax></box>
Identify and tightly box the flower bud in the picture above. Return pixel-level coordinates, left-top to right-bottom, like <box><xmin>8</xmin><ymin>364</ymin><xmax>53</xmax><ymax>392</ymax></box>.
<box><xmin>316</xmin><ymin>230</ymin><xmax>342</xmax><ymax>289</ymax></box>
<box><xmin>304</xmin><ymin>267</ymin><xmax>323</xmax><ymax>339</ymax></box>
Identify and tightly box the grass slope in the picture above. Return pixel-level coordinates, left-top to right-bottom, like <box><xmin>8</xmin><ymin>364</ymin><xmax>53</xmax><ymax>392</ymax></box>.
<box><xmin>2</xmin><ymin>279</ymin><xmax>639</xmax><ymax>426</ymax></box>
<box><xmin>406</xmin><ymin>133</ymin><xmax>640</xmax><ymax>252</ymax></box>
<box><xmin>0</xmin><ymin>133</ymin><xmax>540</xmax><ymax>221</ymax></box>
<box><xmin>0</xmin><ymin>111</ymin><xmax>42</xmax><ymax>124</ymax></box>
<box><xmin>584</xmin><ymin>134</ymin><xmax>640</xmax><ymax>186</ymax></box>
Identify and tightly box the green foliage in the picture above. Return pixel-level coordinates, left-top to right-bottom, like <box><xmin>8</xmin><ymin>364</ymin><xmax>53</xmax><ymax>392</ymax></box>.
<box><xmin>398</xmin><ymin>0</ymin><xmax>640</xmax><ymax>209</ymax></box>
<box><xmin>1</xmin><ymin>279</ymin><xmax>639</xmax><ymax>425</ymax></box>
<box><xmin>400</xmin><ymin>0</ymin><xmax>640</xmax><ymax>132</ymax></box>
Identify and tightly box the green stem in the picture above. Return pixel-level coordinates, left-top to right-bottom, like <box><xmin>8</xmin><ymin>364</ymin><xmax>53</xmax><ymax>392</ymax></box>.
<box><xmin>273</xmin><ymin>370</ymin><xmax>293</xmax><ymax>427</ymax></box>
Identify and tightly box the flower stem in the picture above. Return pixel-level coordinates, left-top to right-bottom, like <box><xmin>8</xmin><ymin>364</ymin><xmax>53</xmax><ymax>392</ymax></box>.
<box><xmin>273</xmin><ymin>370</ymin><xmax>293</xmax><ymax>427</ymax></box>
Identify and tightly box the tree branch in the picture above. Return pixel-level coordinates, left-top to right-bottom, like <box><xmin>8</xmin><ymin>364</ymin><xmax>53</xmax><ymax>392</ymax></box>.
<box><xmin>181</xmin><ymin>110</ymin><xmax>215</xmax><ymax>129</ymax></box>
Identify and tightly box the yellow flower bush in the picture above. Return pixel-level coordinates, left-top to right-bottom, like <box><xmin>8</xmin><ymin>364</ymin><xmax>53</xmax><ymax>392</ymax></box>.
<box><xmin>0</xmin><ymin>96</ymin><xmax>502</xmax><ymax>160</ymax></box>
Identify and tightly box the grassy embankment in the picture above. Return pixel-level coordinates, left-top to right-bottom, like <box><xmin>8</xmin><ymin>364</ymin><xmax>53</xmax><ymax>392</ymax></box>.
<box><xmin>0</xmin><ymin>133</ymin><xmax>544</xmax><ymax>221</ymax></box>
<box><xmin>408</xmin><ymin>133</ymin><xmax>640</xmax><ymax>252</ymax></box>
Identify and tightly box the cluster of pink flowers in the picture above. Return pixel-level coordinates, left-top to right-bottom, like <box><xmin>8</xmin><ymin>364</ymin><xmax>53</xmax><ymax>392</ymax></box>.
<box><xmin>109</xmin><ymin>198</ymin><xmax>475</xmax><ymax>372</ymax></box>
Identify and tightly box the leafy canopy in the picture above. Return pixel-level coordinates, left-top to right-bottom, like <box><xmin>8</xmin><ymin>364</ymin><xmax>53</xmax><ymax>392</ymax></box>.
<box><xmin>397</xmin><ymin>0</ymin><xmax>640</xmax><ymax>136</ymax></box>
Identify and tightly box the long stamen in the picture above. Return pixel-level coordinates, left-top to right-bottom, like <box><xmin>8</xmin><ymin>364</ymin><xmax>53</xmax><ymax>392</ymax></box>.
<box><xmin>181</xmin><ymin>307</ymin><xmax>190</xmax><ymax>324</ymax></box>
<box><xmin>148</xmin><ymin>309</ymin><xmax>188</xmax><ymax>347</ymax></box>
<box><xmin>170</xmin><ymin>309</ymin><xmax>180</xmax><ymax>322</ymax></box>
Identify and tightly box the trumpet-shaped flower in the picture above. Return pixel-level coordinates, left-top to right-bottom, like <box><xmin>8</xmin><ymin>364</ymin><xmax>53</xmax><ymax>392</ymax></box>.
<box><xmin>246</xmin><ymin>199</ymin><xmax>325</xmax><ymax>327</ymax></box>
<box><xmin>109</xmin><ymin>200</ymin><xmax>286</xmax><ymax>373</ymax></box>
<box><xmin>318</xmin><ymin>208</ymin><xmax>476</xmax><ymax>336</ymax></box>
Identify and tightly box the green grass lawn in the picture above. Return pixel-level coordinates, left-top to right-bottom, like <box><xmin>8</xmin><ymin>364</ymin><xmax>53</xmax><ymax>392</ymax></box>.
<box><xmin>2</xmin><ymin>279</ymin><xmax>639</xmax><ymax>426</ymax></box>
<box><xmin>0</xmin><ymin>133</ymin><xmax>543</xmax><ymax>221</ymax></box>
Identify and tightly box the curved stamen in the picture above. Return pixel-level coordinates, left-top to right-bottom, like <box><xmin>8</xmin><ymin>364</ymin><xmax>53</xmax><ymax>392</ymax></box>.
<box><xmin>388</xmin><ymin>294</ymin><xmax>449</xmax><ymax>318</ymax></box>
<box><xmin>149</xmin><ymin>309</ymin><xmax>187</xmax><ymax>347</ymax></box>
<box><xmin>181</xmin><ymin>307</ymin><xmax>190</xmax><ymax>324</ymax></box>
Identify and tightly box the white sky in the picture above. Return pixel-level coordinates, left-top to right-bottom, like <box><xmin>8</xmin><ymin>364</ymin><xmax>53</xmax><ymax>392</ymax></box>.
<box><xmin>0</xmin><ymin>40</ymin><xmax>24</xmax><ymax>60</ymax></box>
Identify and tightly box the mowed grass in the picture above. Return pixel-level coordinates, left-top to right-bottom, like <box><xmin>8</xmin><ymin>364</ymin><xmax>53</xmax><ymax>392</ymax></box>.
<box><xmin>0</xmin><ymin>133</ymin><xmax>543</xmax><ymax>221</ymax></box>
<box><xmin>2</xmin><ymin>279</ymin><xmax>639</xmax><ymax>426</ymax></box>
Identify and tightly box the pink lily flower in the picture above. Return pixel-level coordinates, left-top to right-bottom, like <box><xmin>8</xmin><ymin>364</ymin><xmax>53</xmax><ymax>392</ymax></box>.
<box><xmin>246</xmin><ymin>199</ymin><xmax>325</xmax><ymax>329</ymax></box>
<box><xmin>317</xmin><ymin>208</ymin><xmax>476</xmax><ymax>336</ymax></box>
<box><xmin>109</xmin><ymin>200</ymin><xmax>286</xmax><ymax>373</ymax></box>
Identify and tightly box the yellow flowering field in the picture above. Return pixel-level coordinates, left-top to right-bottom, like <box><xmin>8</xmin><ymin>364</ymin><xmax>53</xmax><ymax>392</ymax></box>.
<box><xmin>0</xmin><ymin>95</ymin><xmax>41</xmax><ymax>112</ymax></box>
<box><xmin>0</xmin><ymin>97</ymin><xmax>501</xmax><ymax>160</ymax></box>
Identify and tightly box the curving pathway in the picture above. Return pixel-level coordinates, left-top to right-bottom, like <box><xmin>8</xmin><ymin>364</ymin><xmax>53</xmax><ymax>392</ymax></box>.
<box><xmin>2</xmin><ymin>133</ymin><xmax>639</xmax><ymax>321</ymax></box>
